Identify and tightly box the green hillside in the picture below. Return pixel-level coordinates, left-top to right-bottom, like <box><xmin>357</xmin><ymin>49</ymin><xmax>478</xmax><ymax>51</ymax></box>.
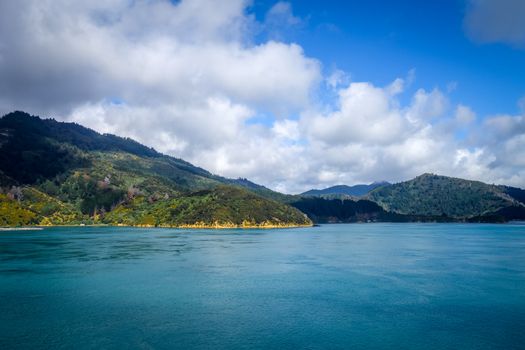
<box><xmin>368</xmin><ymin>173</ymin><xmax>525</xmax><ymax>219</ymax></box>
<box><xmin>0</xmin><ymin>112</ymin><xmax>310</xmax><ymax>228</ymax></box>
<box><xmin>105</xmin><ymin>185</ymin><xmax>309</xmax><ymax>228</ymax></box>
<box><xmin>289</xmin><ymin>197</ymin><xmax>385</xmax><ymax>223</ymax></box>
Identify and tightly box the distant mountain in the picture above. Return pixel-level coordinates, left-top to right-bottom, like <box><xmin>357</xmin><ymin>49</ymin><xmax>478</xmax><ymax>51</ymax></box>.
<box><xmin>0</xmin><ymin>111</ymin><xmax>310</xmax><ymax>227</ymax></box>
<box><xmin>289</xmin><ymin>174</ymin><xmax>525</xmax><ymax>223</ymax></box>
<box><xmin>289</xmin><ymin>197</ymin><xmax>386</xmax><ymax>223</ymax></box>
<box><xmin>367</xmin><ymin>173</ymin><xmax>525</xmax><ymax>221</ymax></box>
<box><xmin>301</xmin><ymin>181</ymin><xmax>390</xmax><ymax>198</ymax></box>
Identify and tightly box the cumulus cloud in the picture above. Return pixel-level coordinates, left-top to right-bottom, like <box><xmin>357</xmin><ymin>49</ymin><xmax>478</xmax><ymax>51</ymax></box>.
<box><xmin>455</xmin><ymin>105</ymin><xmax>476</xmax><ymax>125</ymax></box>
<box><xmin>290</xmin><ymin>80</ymin><xmax>525</xmax><ymax>192</ymax></box>
<box><xmin>295</xmin><ymin>80</ymin><xmax>458</xmax><ymax>190</ymax></box>
<box><xmin>0</xmin><ymin>0</ymin><xmax>524</xmax><ymax>192</ymax></box>
<box><xmin>464</xmin><ymin>0</ymin><xmax>525</xmax><ymax>47</ymax></box>
<box><xmin>470</xmin><ymin>113</ymin><xmax>525</xmax><ymax>186</ymax></box>
<box><xmin>0</xmin><ymin>0</ymin><xmax>320</xmax><ymax>115</ymax></box>
<box><xmin>307</xmin><ymin>82</ymin><xmax>408</xmax><ymax>146</ymax></box>
<box><xmin>264</xmin><ymin>1</ymin><xmax>303</xmax><ymax>41</ymax></box>
<box><xmin>326</xmin><ymin>69</ymin><xmax>350</xmax><ymax>90</ymax></box>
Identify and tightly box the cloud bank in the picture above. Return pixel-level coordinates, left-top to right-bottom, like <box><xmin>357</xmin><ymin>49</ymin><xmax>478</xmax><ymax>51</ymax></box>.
<box><xmin>0</xmin><ymin>0</ymin><xmax>524</xmax><ymax>193</ymax></box>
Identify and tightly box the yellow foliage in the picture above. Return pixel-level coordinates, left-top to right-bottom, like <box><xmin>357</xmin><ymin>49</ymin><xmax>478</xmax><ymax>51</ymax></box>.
<box><xmin>39</xmin><ymin>217</ymin><xmax>53</xmax><ymax>226</ymax></box>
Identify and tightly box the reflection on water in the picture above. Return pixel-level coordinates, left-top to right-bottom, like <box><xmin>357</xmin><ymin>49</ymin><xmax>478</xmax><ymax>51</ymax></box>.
<box><xmin>1</xmin><ymin>224</ymin><xmax>525</xmax><ymax>349</ymax></box>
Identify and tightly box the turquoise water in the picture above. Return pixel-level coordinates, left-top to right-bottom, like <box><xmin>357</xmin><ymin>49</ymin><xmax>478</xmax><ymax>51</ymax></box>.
<box><xmin>1</xmin><ymin>224</ymin><xmax>525</xmax><ymax>349</ymax></box>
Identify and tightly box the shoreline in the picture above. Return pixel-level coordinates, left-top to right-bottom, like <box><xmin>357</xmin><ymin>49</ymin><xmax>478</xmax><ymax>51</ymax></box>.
<box><xmin>0</xmin><ymin>227</ymin><xmax>44</xmax><ymax>231</ymax></box>
<box><xmin>2</xmin><ymin>221</ymin><xmax>518</xmax><ymax>231</ymax></box>
<box><xmin>0</xmin><ymin>223</ymin><xmax>313</xmax><ymax>230</ymax></box>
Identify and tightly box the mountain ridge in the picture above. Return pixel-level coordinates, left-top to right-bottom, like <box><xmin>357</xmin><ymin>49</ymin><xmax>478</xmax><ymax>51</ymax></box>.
<box><xmin>301</xmin><ymin>181</ymin><xmax>390</xmax><ymax>198</ymax></box>
<box><xmin>367</xmin><ymin>173</ymin><xmax>525</xmax><ymax>219</ymax></box>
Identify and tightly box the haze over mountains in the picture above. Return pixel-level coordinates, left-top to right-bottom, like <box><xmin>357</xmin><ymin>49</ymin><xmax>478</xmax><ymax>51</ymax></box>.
<box><xmin>1</xmin><ymin>111</ymin><xmax>525</xmax><ymax>227</ymax></box>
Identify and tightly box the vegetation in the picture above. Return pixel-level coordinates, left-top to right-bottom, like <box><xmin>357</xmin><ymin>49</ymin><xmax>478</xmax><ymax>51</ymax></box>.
<box><xmin>368</xmin><ymin>173</ymin><xmax>525</xmax><ymax>220</ymax></box>
<box><xmin>0</xmin><ymin>193</ymin><xmax>37</xmax><ymax>226</ymax></box>
<box><xmin>290</xmin><ymin>197</ymin><xmax>385</xmax><ymax>223</ymax></box>
<box><xmin>104</xmin><ymin>186</ymin><xmax>310</xmax><ymax>227</ymax></box>
<box><xmin>292</xmin><ymin>174</ymin><xmax>525</xmax><ymax>223</ymax></box>
<box><xmin>0</xmin><ymin>112</ymin><xmax>311</xmax><ymax>228</ymax></box>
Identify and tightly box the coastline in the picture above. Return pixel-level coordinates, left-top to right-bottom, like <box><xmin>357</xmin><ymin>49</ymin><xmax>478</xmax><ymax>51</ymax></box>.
<box><xmin>3</xmin><ymin>220</ymin><xmax>520</xmax><ymax>230</ymax></box>
<box><xmin>0</xmin><ymin>222</ymin><xmax>313</xmax><ymax>230</ymax></box>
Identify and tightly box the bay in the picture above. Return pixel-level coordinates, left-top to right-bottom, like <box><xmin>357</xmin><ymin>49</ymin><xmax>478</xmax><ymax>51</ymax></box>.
<box><xmin>1</xmin><ymin>223</ymin><xmax>525</xmax><ymax>349</ymax></box>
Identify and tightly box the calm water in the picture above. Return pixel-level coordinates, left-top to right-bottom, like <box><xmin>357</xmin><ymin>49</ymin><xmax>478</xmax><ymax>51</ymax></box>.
<box><xmin>1</xmin><ymin>224</ymin><xmax>525</xmax><ymax>349</ymax></box>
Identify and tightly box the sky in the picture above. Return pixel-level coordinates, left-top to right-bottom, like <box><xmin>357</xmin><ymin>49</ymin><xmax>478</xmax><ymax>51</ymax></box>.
<box><xmin>0</xmin><ymin>0</ymin><xmax>524</xmax><ymax>193</ymax></box>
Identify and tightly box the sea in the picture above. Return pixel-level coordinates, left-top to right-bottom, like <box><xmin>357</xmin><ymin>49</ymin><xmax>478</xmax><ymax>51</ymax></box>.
<box><xmin>1</xmin><ymin>223</ymin><xmax>524</xmax><ymax>349</ymax></box>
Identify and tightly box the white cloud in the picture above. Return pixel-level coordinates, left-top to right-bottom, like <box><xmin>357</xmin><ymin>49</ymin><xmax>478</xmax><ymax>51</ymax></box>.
<box><xmin>518</xmin><ymin>95</ymin><xmax>525</xmax><ymax>113</ymax></box>
<box><xmin>0</xmin><ymin>0</ymin><xmax>320</xmax><ymax>189</ymax></box>
<box><xmin>307</xmin><ymin>82</ymin><xmax>409</xmax><ymax>146</ymax></box>
<box><xmin>293</xmin><ymin>81</ymin><xmax>458</xmax><ymax>191</ymax></box>
<box><xmin>0</xmin><ymin>0</ymin><xmax>524</xmax><ymax>193</ymax></box>
<box><xmin>0</xmin><ymin>0</ymin><xmax>320</xmax><ymax>117</ymax></box>
<box><xmin>455</xmin><ymin>105</ymin><xmax>476</xmax><ymax>125</ymax></box>
<box><xmin>264</xmin><ymin>1</ymin><xmax>303</xmax><ymax>41</ymax></box>
<box><xmin>386</xmin><ymin>78</ymin><xmax>405</xmax><ymax>96</ymax></box>
<box><xmin>464</xmin><ymin>0</ymin><xmax>525</xmax><ymax>47</ymax></box>
<box><xmin>405</xmin><ymin>88</ymin><xmax>448</xmax><ymax>124</ymax></box>
<box><xmin>326</xmin><ymin>69</ymin><xmax>350</xmax><ymax>90</ymax></box>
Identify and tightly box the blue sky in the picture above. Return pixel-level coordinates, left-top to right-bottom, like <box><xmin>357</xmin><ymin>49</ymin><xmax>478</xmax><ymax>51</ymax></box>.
<box><xmin>1</xmin><ymin>0</ymin><xmax>524</xmax><ymax>192</ymax></box>
<box><xmin>250</xmin><ymin>0</ymin><xmax>525</xmax><ymax>117</ymax></box>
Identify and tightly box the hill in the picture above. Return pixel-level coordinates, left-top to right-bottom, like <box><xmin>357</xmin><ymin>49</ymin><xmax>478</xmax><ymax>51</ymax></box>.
<box><xmin>367</xmin><ymin>173</ymin><xmax>525</xmax><ymax>221</ymax></box>
<box><xmin>0</xmin><ymin>111</ymin><xmax>310</xmax><ymax>227</ymax></box>
<box><xmin>301</xmin><ymin>181</ymin><xmax>390</xmax><ymax>198</ymax></box>
<box><xmin>289</xmin><ymin>197</ymin><xmax>385</xmax><ymax>223</ymax></box>
<box><xmin>290</xmin><ymin>174</ymin><xmax>525</xmax><ymax>223</ymax></box>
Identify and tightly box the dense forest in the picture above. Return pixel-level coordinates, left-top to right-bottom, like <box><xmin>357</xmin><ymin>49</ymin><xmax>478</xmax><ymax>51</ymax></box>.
<box><xmin>367</xmin><ymin>174</ymin><xmax>525</xmax><ymax>221</ymax></box>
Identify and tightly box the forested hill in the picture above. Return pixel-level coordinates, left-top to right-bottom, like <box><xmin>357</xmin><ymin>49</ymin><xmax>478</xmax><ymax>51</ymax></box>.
<box><xmin>0</xmin><ymin>111</ymin><xmax>211</xmax><ymax>184</ymax></box>
<box><xmin>0</xmin><ymin>111</ymin><xmax>310</xmax><ymax>227</ymax></box>
<box><xmin>367</xmin><ymin>173</ymin><xmax>525</xmax><ymax>220</ymax></box>
<box><xmin>288</xmin><ymin>174</ymin><xmax>525</xmax><ymax>223</ymax></box>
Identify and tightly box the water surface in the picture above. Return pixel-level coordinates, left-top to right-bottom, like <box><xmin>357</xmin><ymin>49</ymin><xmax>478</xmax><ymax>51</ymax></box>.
<box><xmin>1</xmin><ymin>223</ymin><xmax>525</xmax><ymax>349</ymax></box>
